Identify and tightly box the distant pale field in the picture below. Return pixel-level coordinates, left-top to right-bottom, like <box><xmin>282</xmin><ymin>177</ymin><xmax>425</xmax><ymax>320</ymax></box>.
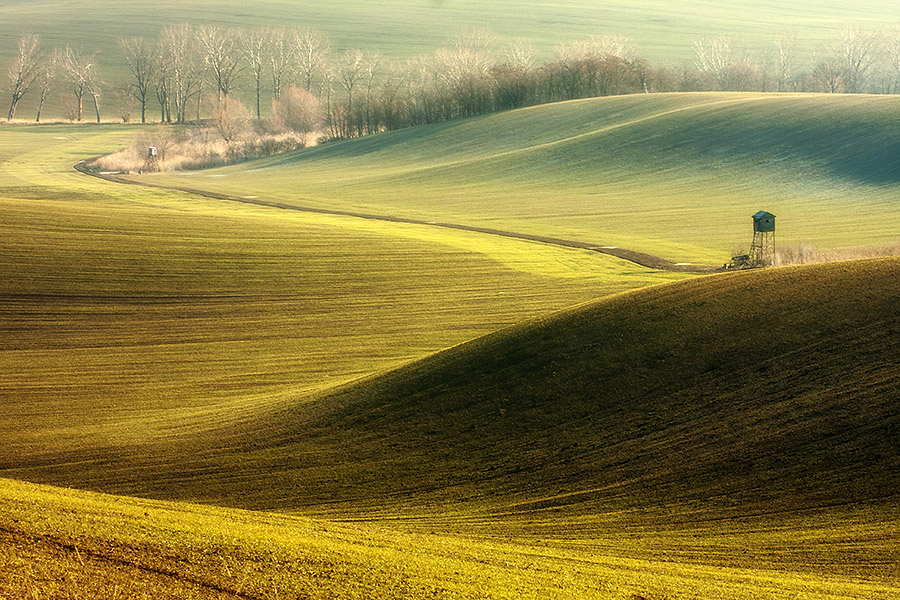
<box><xmin>1</xmin><ymin>0</ymin><xmax>898</xmax><ymax>119</ymax></box>
<box><xmin>145</xmin><ymin>93</ymin><xmax>900</xmax><ymax>264</ymax></box>
<box><xmin>2</xmin><ymin>0</ymin><xmax>895</xmax><ymax>64</ymax></box>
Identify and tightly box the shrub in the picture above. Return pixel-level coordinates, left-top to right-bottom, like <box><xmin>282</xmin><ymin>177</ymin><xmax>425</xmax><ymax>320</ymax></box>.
<box><xmin>91</xmin><ymin>101</ymin><xmax>309</xmax><ymax>173</ymax></box>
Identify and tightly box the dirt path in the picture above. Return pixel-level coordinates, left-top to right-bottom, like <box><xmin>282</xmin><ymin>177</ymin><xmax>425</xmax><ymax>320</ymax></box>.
<box><xmin>74</xmin><ymin>161</ymin><xmax>717</xmax><ymax>273</ymax></box>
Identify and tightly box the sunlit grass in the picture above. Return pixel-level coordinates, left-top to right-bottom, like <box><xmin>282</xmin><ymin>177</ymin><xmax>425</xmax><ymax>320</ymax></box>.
<box><xmin>2</xmin><ymin>102</ymin><xmax>900</xmax><ymax>600</ymax></box>
<box><xmin>0</xmin><ymin>123</ymin><xmax>687</xmax><ymax>458</ymax></box>
<box><xmin>142</xmin><ymin>93</ymin><xmax>900</xmax><ymax>265</ymax></box>
<box><xmin>2</xmin><ymin>478</ymin><xmax>897</xmax><ymax>599</ymax></box>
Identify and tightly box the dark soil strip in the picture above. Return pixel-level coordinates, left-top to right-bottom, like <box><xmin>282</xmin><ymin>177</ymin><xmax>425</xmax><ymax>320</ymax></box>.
<box><xmin>74</xmin><ymin>161</ymin><xmax>718</xmax><ymax>273</ymax></box>
<box><xmin>0</xmin><ymin>523</ymin><xmax>263</xmax><ymax>600</ymax></box>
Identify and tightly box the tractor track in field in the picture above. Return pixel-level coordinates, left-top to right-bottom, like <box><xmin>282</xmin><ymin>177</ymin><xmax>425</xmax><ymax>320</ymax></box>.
<box><xmin>74</xmin><ymin>160</ymin><xmax>717</xmax><ymax>274</ymax></box>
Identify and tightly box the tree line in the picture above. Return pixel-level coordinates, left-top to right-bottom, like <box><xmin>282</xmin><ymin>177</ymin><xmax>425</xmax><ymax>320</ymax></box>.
<box><xmin>7</xmin><ymin>24</ymin><xmax>900</xmax><ymax>137</ymax></box>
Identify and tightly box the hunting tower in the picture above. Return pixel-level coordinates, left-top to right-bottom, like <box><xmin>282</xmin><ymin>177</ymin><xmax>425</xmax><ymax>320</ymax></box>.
<box><xmin>146</xmin><ymin>146</ymin><xmax>159</xmax><ymax>172</ymax></box>
<box><xmin>749</xmin><ymin>211</ymin><xmax>775</xmax><ymax>266</ymax></box>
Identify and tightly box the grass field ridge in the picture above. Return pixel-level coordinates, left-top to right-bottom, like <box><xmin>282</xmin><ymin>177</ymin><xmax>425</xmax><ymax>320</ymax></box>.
<box><xmin>3</xmin><ymin>88</ymin><xmax>900</xmax><ymax>598</ymax></box>
<box><xmin>314</xmin><ymin>94</ymin><xmax>773</xmax><ymax>181</ymax></box>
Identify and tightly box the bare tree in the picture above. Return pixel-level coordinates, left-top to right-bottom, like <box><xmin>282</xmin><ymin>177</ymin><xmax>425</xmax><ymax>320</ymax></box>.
<box><xmin>119</xmin><ymin>36</ymin><xmax>155</xmax><ymax>123</ymax></box>
<box><xmin>581</xmin><ymin>34</ymin><xmax>636</xmax><ymax>60</ymax></box>
<box><xmin>550</xmin><ymin>42</ymin><xmax>589</xmax><ymax>99</ymax></box>
<box><xmin>377</xmin><ymin>65</ymin><xmax>407</xmax><ymax>131</ymax></box>
<box><xmin>269</xmin><ymin>84</ymin><xmax>322</xmax><ymax>144</ymax></box>
<box><xmin>338</xmin><ymin>49</ymin><xmax>365</xmax><ymax>137</ymax></box>
<box><xmin>776</xmin><ymin>34</ymin><xmax>797</xmax><ymax>92</ymax></box>
<box><xmin>197</xmin><ymin>25</ymin><xmax>243</xmax><ymax>109</ymax></box>
<box><xmin>812</xmin><ymin>55</ymin><xmax>844</xmax><ymax>92</ymax></box>
<box><xmin>34</xmin><ymin>54</ymin><xmax>56</xmax><ymax>123</ymax></box>
<box><xmin>240</xmin><ymin>28</ymin><xmax>268</xmax><ymax>118</ymax></box>
<box><xmin>830</xmin><ymin>27</ymin><xmax>880</xmax><ymax>93</ymax></box>
<box><xmin>115</xmin><ymin>89</ymin><xmax>134</xmax><ymax>122</ymax></box>
<box><xmin>694</xmin><ymin>37</ymin><xmax>763</xmax><ymax>91</ymax></box>
<box><xmin>88</xmin><ymin>74</ymin><xmax>103</xmax><ymax>122</ymax></box>
<box><xmin>506</xmin><ymin>39</ymin><xmax>537</xmax><ymax>72</ymax></box>
<box><xmin>887</xmin><ymin>27</ymin><xmax>900</xmax><ymax>93</ymax></box>
<box><xmin>7</xmin><ymin>33</ymin><xmax>42</xmax><ymax>121</ymax></box>
<box><xmin>362</xmin><ymin>53</ymin><xmax>382</xmax><ymax>135</ymax></box>
<box><xmin>59</xmin><ymin>46</ymin><xmax>100</xmax><ymax>122</ymax></box>
<box><xmin>157</xmin><ymin>25</ymin><xmax>203</xmax><ymax>123</ymax></box>
<box><xmin>694</xmin><ymin>37</ymin><xmax>735</xmax><ymax>89</ymax></box>
<box><xmin>295</xmin><ymin>28</ymin><xmax>331</xmax><ymax>93</ymax></box>
<box><xmin>404</xmin><ymin>56</ymin><xmax>441</xmax><ymax>125</ymax></box>
<box><xmin>576</xmin><ymin>35</ymin><xmax>641</xmax><ymax>96</ymax></box>
<box><xmin>493</xmin><ymin>40</ymin><xmax>536</xmax><ymax>109</ymax></box>
<box><xmin>153</xmin><ymin>54</ymin><xmax>171</xmax><ymax>122</ymax></box>
<box><xmin>267</xmin><ymin>28</ymin><xmax>297</xmax><ymax>100</ymax></box>
<box><xmin>320</xmin><ymin>66</ymin><xmax>338</xmax><ymax>139</ymax></box>
<box><xmin>213</xmin><ymin>95</ymin><xmax>252</xmax><ymax>146</ymax></box>
<box><xmin>437</xmin><ymin>30</ymin><xmax>495</xmax><ymax>117</ymax></box>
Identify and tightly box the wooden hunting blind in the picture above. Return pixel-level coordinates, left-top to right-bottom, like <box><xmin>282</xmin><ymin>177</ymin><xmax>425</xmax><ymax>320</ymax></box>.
<box><xmin>749</xmin><ymin>211</ymin><xmax>775</xmax><ymax>265</ymax></box>
<box><xmin>145</xmin><ymin>146</ymin><xmax>160</xmax><ymax>172</ymax></box>
<box><xmin>753</xmin><ymin>211</ymin><xmax>775</xmax><ymax>233</ymax></box>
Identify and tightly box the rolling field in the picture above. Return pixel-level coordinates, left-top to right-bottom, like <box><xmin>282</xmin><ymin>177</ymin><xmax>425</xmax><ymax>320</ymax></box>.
<box><xmin>144</xmin><ymin>92</ymin><xmax>900</xmax><ymax>265</ymax></box>
<box><xmin>3</xmin><ymin>477</ymin><xmax>898</xmax><ymax>600</ymax></box>
<box><xmin>1</xmin><ymin>123</ymin><xmax>686</xmax><ymax>462</ymax></box>
<box><xmin>1</xmin><ymin>53</ymin><xmax>900</xmax><ymax>598</ymax></box>
<box><xmin>10</xmin><ymin>257</ymin><xmax>900</xmax><ymax>516</ymax></box>
<box><xmin>3</xmin><ymin>258</ymin><xmax>900</xmax><ymax>598</ymax></box>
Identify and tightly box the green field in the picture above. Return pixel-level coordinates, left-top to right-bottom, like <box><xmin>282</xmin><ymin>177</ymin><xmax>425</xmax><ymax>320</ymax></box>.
<box><xmin>143</xmin><ymin>92</ymin><xmax>900</xmax><ymax>264</ymax></box>
<box><xmin>3</xmin><ymin>257</ymin><xmax>900</xmax><ymax>599</ymax></box>
<box><xmin>2</xmin><ymin>0</ymin><xmax>900</xmax><ymax>591</ymax></box>
<box><xmin>2</xmin><ymin>475</ymin><xmax>898</xmax><ymax>600</ymax></box>
<box><xmin>2</xmin><ymin>123</ymin><xmax>687</xmax><ymax>462</ymax></box>
<box><xmin>3</xmin><ymin>87</ymin><xmax>900</xmax><ymax>597</ymax></box>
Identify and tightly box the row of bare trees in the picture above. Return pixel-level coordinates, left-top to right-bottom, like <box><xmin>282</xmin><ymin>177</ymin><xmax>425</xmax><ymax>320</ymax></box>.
<box><xmin>7</xmin><ymin>34</ymin><xmax>103</xmax><ymax>122</ymax></box>
<box><xmin>118</xmin><ymin>25</ymin><xmax>332</xmax><ymax>125</ymax></box>
<box><xmin>4</xmin><ymin>25</ymin><xmax>331</xmax><ymax>125</ymax></box>
<box><xmin>326</xmin><ymin>31</ymin><xmax>654</xmax><ymax>138</ymax></box>
<box><xmin>692</xmin><ymin>27</ymin><xmax>900</xmax><ymax>94</ymax></box>
<box><xmin>7</xmin><ymin>25</ymin><xmax>900</xmax><ymax>133</ymax></box>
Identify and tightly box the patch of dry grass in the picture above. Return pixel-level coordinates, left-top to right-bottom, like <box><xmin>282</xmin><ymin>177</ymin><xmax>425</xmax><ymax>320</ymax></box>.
<box><xmin>93</xmin><ymin>126</ymin><xmax>307</xmax><ymax>173</ymax></box>
<box><xmin>776</xmin><ymin>240</ymin><xmax>900</xmax><ymax>265</ymax></box>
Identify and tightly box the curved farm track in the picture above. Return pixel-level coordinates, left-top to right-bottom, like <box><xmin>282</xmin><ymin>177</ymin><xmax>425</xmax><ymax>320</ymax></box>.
<box><xmin>74</xmin><ymin>161</ymin><xmax>717</xmax><ymax>273</ymax></box>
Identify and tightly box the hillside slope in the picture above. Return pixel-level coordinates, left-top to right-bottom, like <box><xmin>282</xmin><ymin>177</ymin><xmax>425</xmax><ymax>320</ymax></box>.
<box><xmin>5</xmin><ymin>477</ymin><xmax>896</xmax><ymax>600</ymax></box>
<box><xmin>149</xmin><ymin>93</ymin><xmax>900</xmax><ymax>263</ymax></box>
<box><xmin>9</xmin><ymin>258</ymin><xmax>899</xmax><ymax>526</ymax></box>
<box><xmin>5</xmin><ymin>257</ymin><xmax>900</xmax><ymax>595</ymax></box>
<box><xmin>248</xmin><ymin>258</ymin><xmax>900</xmax><ymax>518</ymax></box>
